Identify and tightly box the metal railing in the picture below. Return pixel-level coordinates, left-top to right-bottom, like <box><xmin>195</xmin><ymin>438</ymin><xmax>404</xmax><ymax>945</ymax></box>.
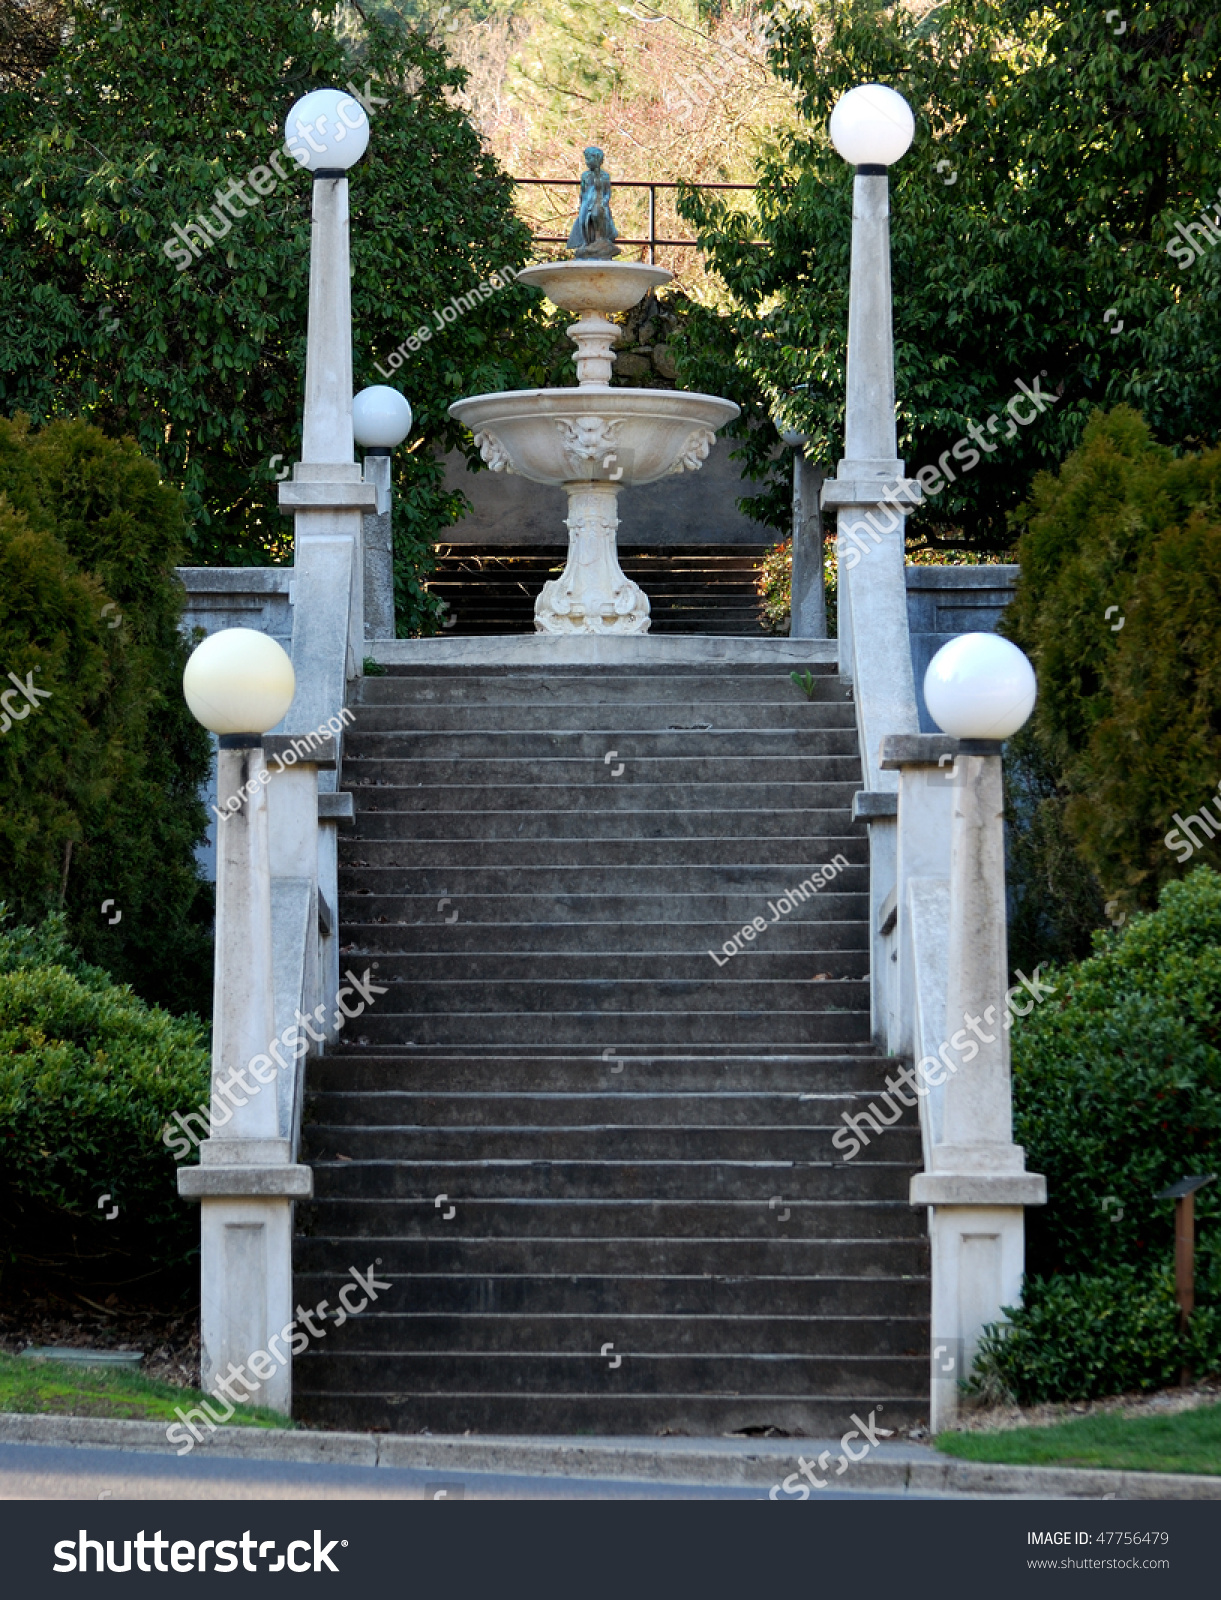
<box><xmin>512</xmin><ymin>177</ymin><xmax>757</xmax><ymax>264</ymax></box>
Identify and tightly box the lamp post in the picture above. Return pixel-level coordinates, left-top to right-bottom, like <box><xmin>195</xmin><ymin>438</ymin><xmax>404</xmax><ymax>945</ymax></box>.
<box><xmin>278</xmin><ymin>86</ymin><xmax>377</xmax><ymax>715</ymax></box>
<box><xmin>774</xmin><ymin>391</ymin><xmax>826</xmax><ymax>640</ymax></box>
<box><xmin>353</xmin><ymin>384</ymin><xmax>413</xmax><ymax>640</ymax></box>
<box><xmin>819</xmin><ymin>84</ymin><xmax>919</xmax><ymax>789</ymax></box>
<box><xmin>178</xmin><ymin>628</ymin><xmax>313</xmax><ymax>1415</ymax></box>
<box><xmin>912</xmin><ymin>631</ymin><xmax>1046</xmax><ymax>1430</ymax></box>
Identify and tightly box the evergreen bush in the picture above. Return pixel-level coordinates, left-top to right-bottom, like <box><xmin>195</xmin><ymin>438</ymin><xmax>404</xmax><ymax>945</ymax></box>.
<box><xmin>0</xmin><ymin>916</ymin><xmax>208</xmax><ymax>1292</ymax></box>
<box><xmin>0</xmin><ymin>415</ymin><xmax>213</xmax><ymax>1016</ymax></box>
<box><xmin>1002</xmin><ymin>407</ymin><xmax>1221</xmax><ymax>911</ymax></box>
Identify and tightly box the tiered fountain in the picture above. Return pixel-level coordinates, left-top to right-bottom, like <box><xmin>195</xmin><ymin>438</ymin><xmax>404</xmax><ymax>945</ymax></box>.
<box><xmin>449</xmin><ymin>149</ymin><xmax>739</xmax><ymax>635</ymax></box>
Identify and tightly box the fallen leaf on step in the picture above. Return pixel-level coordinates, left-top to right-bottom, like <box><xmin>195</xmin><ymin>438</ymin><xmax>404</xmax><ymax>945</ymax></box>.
<box><xmin>810</xmin><ymin>972</ymin><xmax>833</xmax><ymax>981</ymax></box>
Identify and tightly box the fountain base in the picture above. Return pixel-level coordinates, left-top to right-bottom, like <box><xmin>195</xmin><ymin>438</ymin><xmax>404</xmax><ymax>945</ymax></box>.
<box><xmin>535</xmin><ymin>483</ymin><xmax>650</xmax><ymax>635</ymax></box>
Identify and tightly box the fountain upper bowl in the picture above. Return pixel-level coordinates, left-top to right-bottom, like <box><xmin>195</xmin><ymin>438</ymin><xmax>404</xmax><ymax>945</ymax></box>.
<box><xmin>516</xmin><ymin>260</ymin><xmax>673</xmax><ymax>315</ymax></box>
<box><xmin>448</xmin><ymin>387</ymin><xmax>740</xmax><ymax>488</ymax></box>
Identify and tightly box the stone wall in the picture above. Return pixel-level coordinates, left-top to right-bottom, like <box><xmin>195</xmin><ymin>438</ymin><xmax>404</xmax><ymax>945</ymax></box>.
<box><xmin>905</xmin><ymin>564</ymin><xmax>1020</xmax><ymax>731</ymax></box>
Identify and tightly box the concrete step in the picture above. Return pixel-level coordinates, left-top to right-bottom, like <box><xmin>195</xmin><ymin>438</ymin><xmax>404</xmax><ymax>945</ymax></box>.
<box><xmin>348</xmin><ymin>781</ymin><xmax>862</xmax><ymax>812</ymax></box>
<box><xmin>342</xmin><ymin>836</ymin><xmax>866</xmax><ymax>869</ymax></box>
<box><xmin>299</xmin><ymin>1196</ymin><xmax>923</xmax><ymax>1240</ymax></box>
<box><xmin>290</xmin><ymin>1271</ymin><xmax>930</xmax><ymax>1318</ymax></box>
<box><xmin>350</xmin><ymin>700</ymin><xmax>857</xmax><ymax>733</ymax></box>
<box><xmin>301</xmin><ymin>1124</ymin><xmax>906</xmax><ymax>1163</ymax></box>
<box><xmin>307</xmin><ymin>1049</ymin><xmax>890</xmax><ymax>1092</ymax></box>
<box><xmin>338</xmin><ymin>863</ymin><xmax>863</xmax><ymax>899</ymax></box>
<box><xmin>290</xmin><ymin>1388</ymin><xmax>927</xmax><ymax>1437</ymax></box>
<box><xmin>349</xmin><ymin>808</ymin><xmax>864</xmax><ymax>842</ymax></box>
<box><xmin>345</xmin><ymin>755</ymin><xmax>864</xmax><ymax>787</ymax></box>
<box><xmin>292</xmin><ymin>1348</ymin><xmax>927</xmax><ymax>1395</ymax></box>
<box><xmin>337</xmin><ymin>889</ymin><xmax>867</xmax><ymax>923</ymax></box>
<box><xmin>287</xmin><ymin>1312</ymin><xmax>927</xmax><ymax>1357</ymax></box>
<box><xmin>338</xmin><ymin>919</ymin><xmax>869</xmax><ymax>955</ymax></box>
<box><xmin>346</xmin><ymin>1008</ymin><xmax>870</xmax><ymax>1047</ymax></box>
<box><xmin>301</xmin><ymin>1154</ymin><xmax>917</xmax><ymax>1200</ymax></box>
<box><xmin>328</xmin><ymin>951</ymin><xmax>870</xmax><ymax>983</ymax></box>
<box><xmin>304</xmin><ymin>1082</ymin><xmax>909</xmax><ymax>1128</ymax></box>
<box><xmin>345</xmin><ymin>728</ymin><xmax>859</xmax><ymax>761</ymax></box>
<box><xmin>332</xmin><ymin>977</ymin><xmax>868</xmax><ymax>1016</ymax></box>
<box><xmin>357</xmin><ymin>670</ymin><xmax>845</xmax><ymax>706</ymax></box>
<box><xmin>295</xmin><ymin>1234</ymin><xmax>926</xmax><ymax>1278</ymax></box>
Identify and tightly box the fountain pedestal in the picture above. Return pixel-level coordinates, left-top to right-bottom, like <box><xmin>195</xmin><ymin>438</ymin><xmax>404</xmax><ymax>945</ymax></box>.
<box><xmin>449</xmin><ymin>261</ymin><xmax>738</xmax><ymax>636</ymax></box>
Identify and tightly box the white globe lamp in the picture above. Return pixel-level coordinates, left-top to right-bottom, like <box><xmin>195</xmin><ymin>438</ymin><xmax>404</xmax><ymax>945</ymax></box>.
<box><xmin>183</xmin><ymin>628</ymin><xmax>296</xmax><ymax>736</ymax></box>
<box><xmin>829</xmin><ymin>84</ymin><xmax>915</xmax><ymax>167</ymax></box>
<box><xmin>285</xmin><ymin>88</ymin><xmax>370</xmax><ymax>173</ymax></box>
<box><xmin>924</xmin><ymin>632</ymin><xmax>1037</xmax><ymax>741</ymax></box>
<box><xmin>353</xmin><ymin>385</ymin><xmax>413</xmax><ymax>451</ymax></box>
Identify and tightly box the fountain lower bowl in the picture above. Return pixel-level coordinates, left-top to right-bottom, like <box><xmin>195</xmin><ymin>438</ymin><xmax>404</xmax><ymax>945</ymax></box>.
<box><xmin>448</xmin><ymin>387</ymin><xmax>740</xmax><ymax>486</ymax></box>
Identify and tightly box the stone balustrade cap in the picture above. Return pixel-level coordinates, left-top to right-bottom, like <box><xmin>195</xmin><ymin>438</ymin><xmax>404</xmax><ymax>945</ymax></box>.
<box><xmin>178</xmin><ymin>1165</ymin><xmax>314</xmax><ymax>1200</ymax></box>
<box><xmin>278</xmin><ymin>480</ymin><xmax>378</xmax><ymax>515</ymax></box>
<box><xmin>880</xmin><ymin>733</ymin><xmax>960</xmax><ymax>769</ymax></box>
<box><xmin>852</xmin><ymin>789</ymin><xmax>898</xmax><ymax>820</ymax></box>
<box><xmin>910</xmin><ymin>1172</ymin><xmax>1048</xmax><ymax>1207</ymax></box>
<box><xmin>265</xmin><ymin>732</ymin><xmax>338</xmax><ymax>769</ymax></box>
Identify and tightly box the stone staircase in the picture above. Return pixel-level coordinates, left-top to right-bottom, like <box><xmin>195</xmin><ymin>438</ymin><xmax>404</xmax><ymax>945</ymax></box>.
<box><xmin>428</xmin><ymin>544</ymin><xmax>770</xmax><ymax>636</ymax></box>
<box><xmin>292</xmin><ymin>662</ymin><xmax>929</xmax><ymax>1435</ymax></box>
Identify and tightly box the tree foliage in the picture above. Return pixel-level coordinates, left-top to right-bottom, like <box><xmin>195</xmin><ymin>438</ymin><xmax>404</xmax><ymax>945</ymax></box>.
<box><xmin>0</xmin><ymin>415</ymin><xmax>213</xmax><ymax>1015</ymax></box>
<box><xmin>1002</xmin><ymin>406</ymin><xmax>1221</xmax><ymax>908</ymax></box>
<box><xmin>675</xmin><ymin>0</ymin><xmax>1221</xmax><ymax>550</ymax></box>
<box><xmin>0</xmin><ymin>0</ymin><xmax>548</xmax><ymax>631</ymax></box>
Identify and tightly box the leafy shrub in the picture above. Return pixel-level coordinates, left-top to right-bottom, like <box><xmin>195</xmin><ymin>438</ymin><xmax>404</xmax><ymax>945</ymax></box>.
<box><xmin>0</xmin><ymin>916</ymin><xmax>208</xmax><ymax>1292</ymax></box>
<box><xmin>1002</xmin><ymin>406</ymin><xmax>1221</xmax><ymax>910</ymax></box>
<box><xmin>0</xmin><ymin>415</ymin><xmax>213</xmax><ymax>1016</ymax></box>
<box><xmin>977</xmin><ymin>867</ymin><xmax>1221</xmax><ymax>1401</ymax></box>
<box><xmin>1011</xmin><ymin>864</ymin><xmax>1221</xmax><ymax>1285</ymax></box>
<box><xmin>971</xmin><ymin>1266</ymin><xmax>1194</xmax><ymax>1405</ymax></box>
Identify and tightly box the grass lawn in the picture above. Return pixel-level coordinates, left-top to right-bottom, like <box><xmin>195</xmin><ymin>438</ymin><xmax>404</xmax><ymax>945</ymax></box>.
<box><xmin>0</xmin><ymin>1351</ymin><xmax>294</xmax><ymax>1430</ymax></box>
<box><xmin>937</xmin><ymin>1403</ymin><xmax>1221</xmax><ymax>1477</ymax></box>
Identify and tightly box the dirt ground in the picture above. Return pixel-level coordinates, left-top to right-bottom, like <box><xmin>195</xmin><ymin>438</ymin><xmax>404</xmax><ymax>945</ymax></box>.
<box><xmin>0</xmin><ymin>1282</ymin><xmax>200</xmax><ymax>1390</ymax></box>
<box><xmin>947</xmin><ymin>1379</ymin><xmax>1221</xmax><ymax>1434</ymax></box>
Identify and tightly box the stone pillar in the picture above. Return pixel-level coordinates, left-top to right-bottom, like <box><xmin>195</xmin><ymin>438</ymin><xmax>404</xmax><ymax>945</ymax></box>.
<box><xmin>790</xmin><ymin>452</ymin><xmax>826</xmax><ymax>639</ymax></box>
<box><xmin>362</xmin><ymin>450</ymin><xmax>395</xmax><ymax>640</ymax></box>
<box><xmin>821</xmin><ymin>170</ymin><xmax>919</xmax><ymax>789</ymax></box>
<box><xmin>178</xmin><ymin>741</ymin><xmax>312</xmax><ymax>1414</ymax></box>
<box><xmin>536</xmin><ymin>482</ymin><xmax>649</xmax><ymax>634</ymax></box>
<box><xmin>909</xmin><ymin>743</ymin><xmax>1046</xmax><ymax>1432</ymax></box>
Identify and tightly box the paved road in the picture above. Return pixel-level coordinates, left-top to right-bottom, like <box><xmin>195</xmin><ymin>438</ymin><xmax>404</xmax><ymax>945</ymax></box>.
<box><xmin>0</xmin><ymin>1441</ymin><xmax>937</xmax><ymax>1501</ymax></box>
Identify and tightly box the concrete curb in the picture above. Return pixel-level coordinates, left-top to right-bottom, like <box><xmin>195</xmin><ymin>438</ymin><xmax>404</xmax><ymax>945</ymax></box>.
<box><xmin>1</xmin><ymin>1414</ymin><xmax>1219</xmax><ymax>1499</ymax></box>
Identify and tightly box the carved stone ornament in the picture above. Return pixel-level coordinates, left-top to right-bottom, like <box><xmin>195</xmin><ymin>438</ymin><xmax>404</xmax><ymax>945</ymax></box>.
<box><xmin>556</xmin><ymin>416</ymin><xmax>623</xmax><ymax>471</ymax></box>
<box><xmin>473</xmin><ymin>429</ymin><xmax>513</xmax><ymax>473</ymax></box>
<box><xmin>666</xmin><ymin>428</ymin><xmax>716</xmax><ymax>475</ymax></box>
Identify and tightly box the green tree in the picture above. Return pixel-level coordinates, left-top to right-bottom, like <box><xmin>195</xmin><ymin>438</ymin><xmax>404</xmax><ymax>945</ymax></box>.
<box><xmin>0</xmin><ymin>415</ymin><xmax>213</xmax><ymax>1016</ymax></box>
<box><xmin>675</xmin><ymin>0</ymin><xmax>1221</xmax><ymax>551</ymax></box>
<box><xmin>1002</xmin><ymin>406</ymin><xmax>1221</xmax><ymax>910</ymax></box>
<box><xmin>0</xmin><ymin>0</ymin><xmax>548</xmax><ymax>633</ymax></box>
